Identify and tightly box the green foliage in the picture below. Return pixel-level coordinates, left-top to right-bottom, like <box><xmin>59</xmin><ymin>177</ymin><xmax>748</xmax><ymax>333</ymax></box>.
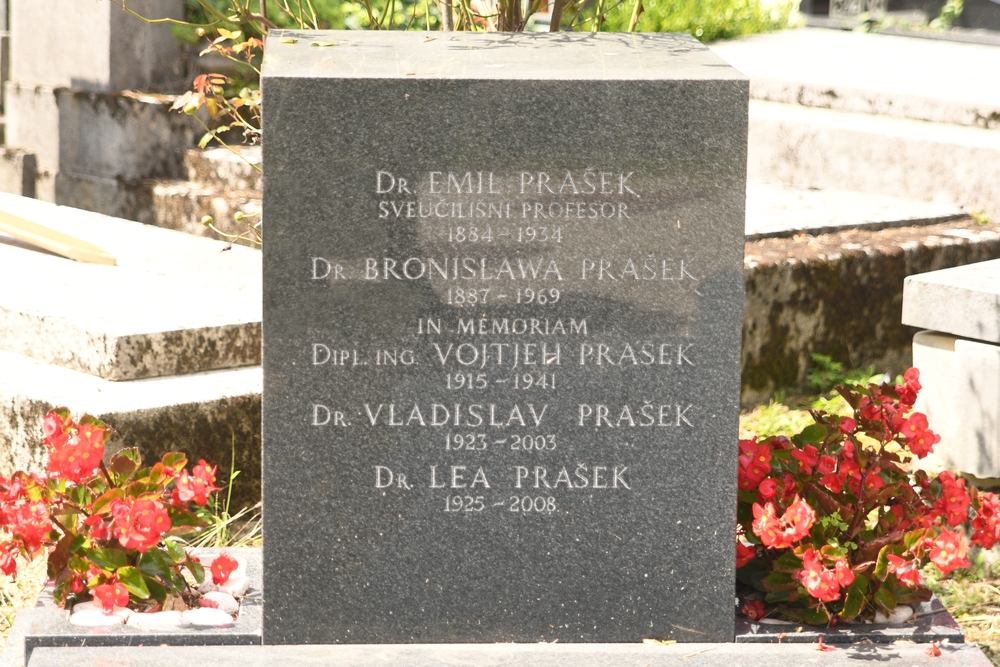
<box><xmin>930</xmin><ymin>0</ymin><xmax>964</xmax><ymax>29</ymax></box>
<box><xmin>593</xmin><ymin>0</ymin><xmax>798</xmax><ymax>41</ymax></box>
<box><xmin>174</xmin><ymin>0</ymin><xmax>347</xmax><ymax>43</ymax></box>
<box><xmin>807</xmin><ymin>353</ymin><xmax>879</xmax><ymax>395</ymax></box>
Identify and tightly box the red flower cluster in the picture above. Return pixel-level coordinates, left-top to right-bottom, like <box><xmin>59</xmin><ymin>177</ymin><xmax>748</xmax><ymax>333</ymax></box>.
<box><xmin>751</xmin><ymin>496</ymin><xmax>815</xmax><ymax>549</ymax></box>
<box><xmin>899</xmin><ymin>412</ymin><xmax>940</xmax><ymax>459</ymax></box>
<box><xmin>972</xmin><ymin>491</ymin><xmax>1000</xmax><ymax>549</ymax></box>
<box><xmin>113</xmin><ymin>498</ymin><xmax>172</xmax><ymax>552</ymax></box>
<box><xmin>933</xmin><ymin>472</ymin><xmax>971</xmax><ymax>527</ymax></box>
<box><xmin>44</xmin><ymin>411</ymin><xmax>106</xmax><ymax>484</ymax></box>
<box><xmin>92</xmin><ymin>579</ymin><xmax>129</xmax><ymax>613</ymax></box>
<box><xmin>173</xmin><ymin>460</ymin><xmax>221</xmax><ymax>506</ymax></box>
<box><xmin>738</xmin><ymin>438</ymin><xmax>771</xmax><ymax>491</ymax></box>
<box><xmin>926</xmin><ymin>528</ymin><xmax>970</xmax><ymax>576</ymax></box>
<box><xmin>797</xmin><ymin>549</ymin><xmax>854</xmax><ymax>603</ymax></box>
<box><xmin>0</xmin><ymin>473</ymin><xmax>53</xmax><ymax>575</ymax></box>
<box><xmin>736</xmin><ymin>367</ymin><xmax>1000</xmax><ymax>623</ymax></box>
<box><xmin>886</xmin><ymin>554</ymin><xmax>922</xmax><ymax>587</ymax></box>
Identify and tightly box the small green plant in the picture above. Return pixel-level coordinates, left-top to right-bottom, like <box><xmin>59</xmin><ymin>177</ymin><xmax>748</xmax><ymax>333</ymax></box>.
<box><xmin>807</xmin><ymin>353</ymin><xmax>878</xmax><ymax>395</ymax></box>
<box><xmin>930</xmin><ymin>0</ymin><xmax>964</xmax><ymax>29</ymax></box>
<box><xmin>179</xmin><ymin>436</ymin><xmax>261</xmax><ymax>549</ymax></box>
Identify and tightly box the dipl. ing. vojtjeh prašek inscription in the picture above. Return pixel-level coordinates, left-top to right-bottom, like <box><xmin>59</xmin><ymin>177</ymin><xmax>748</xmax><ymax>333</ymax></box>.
<box><xmin>261</xmin><ymin>31</ymin><xmax>747</xmax><ymax>645</ymax></box>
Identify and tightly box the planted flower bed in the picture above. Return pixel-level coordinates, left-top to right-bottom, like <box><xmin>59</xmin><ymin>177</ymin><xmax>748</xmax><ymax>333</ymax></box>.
<box><xmin>736</xmin><ymin>369</ymin><xmax>1000</xmax><ymax>631</ymax></box>
<box><xmin>0</xmin><ymin>409</ymin><xmax>262</xmax><ymax>663</ymax></box>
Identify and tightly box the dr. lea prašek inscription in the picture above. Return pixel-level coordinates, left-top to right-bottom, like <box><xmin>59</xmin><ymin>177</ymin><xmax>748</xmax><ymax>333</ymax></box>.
<box><xmin>310</xmin><ymin>169</ymin><xmax>699</xmax><ymax>516</ymax></box>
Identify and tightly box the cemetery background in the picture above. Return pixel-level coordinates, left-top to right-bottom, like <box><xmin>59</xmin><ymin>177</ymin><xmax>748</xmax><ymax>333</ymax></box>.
<box><xmin>0</xmin><ymin>0</ymin><xmax>999</xmax><ymax>664</ymax></box>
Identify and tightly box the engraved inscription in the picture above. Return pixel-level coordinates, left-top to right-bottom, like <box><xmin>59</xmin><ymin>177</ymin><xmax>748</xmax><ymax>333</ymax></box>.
<box><xmin>305</xmin><ymin>166</ymin><xmax>706</xmax><ymax>517</ymax></box>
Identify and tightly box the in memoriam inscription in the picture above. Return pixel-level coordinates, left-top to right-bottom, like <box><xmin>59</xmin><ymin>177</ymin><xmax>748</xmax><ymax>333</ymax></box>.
<box><xmin>262</xmin><ymin>31</ymin><xmax>747</xmax><ymax>645</ymax></box>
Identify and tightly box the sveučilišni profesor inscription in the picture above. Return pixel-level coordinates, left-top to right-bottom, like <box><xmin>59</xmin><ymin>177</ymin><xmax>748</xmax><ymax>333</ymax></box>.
<box><xmin>380</xmin><ymin>202</ymin><xmax>631</xmax><ymax>220</ymax></box>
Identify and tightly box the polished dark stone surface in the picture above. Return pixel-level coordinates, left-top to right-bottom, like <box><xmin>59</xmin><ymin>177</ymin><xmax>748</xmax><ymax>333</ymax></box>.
<box><xmin>22</xmin><ymin>548</ymin><xmax>261</xmax><ymax>665</ymax></box>
<box><xmin>262</xmin><ymin>31</ymin><xmax>747</xmax><ymax>644</ymax></box>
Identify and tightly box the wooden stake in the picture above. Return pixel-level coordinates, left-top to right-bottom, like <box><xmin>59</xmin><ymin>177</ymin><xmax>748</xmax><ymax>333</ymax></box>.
<box><xmin>0</xmin><ymin>209</ymin><xmax>116</xmax><ymax>266</ymax></box>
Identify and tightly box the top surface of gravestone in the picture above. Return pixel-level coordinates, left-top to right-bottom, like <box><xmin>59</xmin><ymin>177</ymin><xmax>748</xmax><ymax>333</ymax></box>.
<box><xmin>0</xmin><ymin>194</ymin><xmax>261</xmax><ymax>381</ymax></box>
<box><xmin>262</xmin><ymin>31</ymin><xmax>746</xmax><ymax>645</ymax></box>
<box><xmin>902</xmin><ymin>259</ymin><xmax>1000</xmax><ymax>344</ymax></box>
<box><xmin>265</xmin><ymin>30</ymin><xmax>745</xmax><ymax>81</ymax></box>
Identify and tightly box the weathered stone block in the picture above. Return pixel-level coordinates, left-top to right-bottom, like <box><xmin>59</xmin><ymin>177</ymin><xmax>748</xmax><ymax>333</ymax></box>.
<box><xmin>902</xmin><ymin>258</ymin><xmax>1000</xmax><ymax>345</ymax></box>
<box><xmin>0</xmin><ymin>193</ymin><xmax>260</xmax><ymax>381</ymax></box>
<box><xmin>9</xmin><ymin>0</ymin><xmax>185</xmax><ymax>92</ymax></box>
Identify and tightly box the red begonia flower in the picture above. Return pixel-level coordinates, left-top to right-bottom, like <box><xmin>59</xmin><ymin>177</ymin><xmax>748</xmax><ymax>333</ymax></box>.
<box><xmin>972</xmin><ymin>491</ymin><xmax>1000</xmax><ymax>549</ymax></box>
<box><xmin>798</xmin><ymin>548</ymin><xmax>840</xmax><ymax>602</ymax></box>
<box><xmin>211</xmin><ymin>552</ymin><xmax>238</xmax><ymax>585</ymax></box>
<box><xmin>114</xmin><ymin>498</ymin><xmax>171</xmax><ymax>552</ymax></box>
<box><xmin>175</xmin><ymin>460</ymin><xmax>221</xmax><ymax>506</ymax></box>
<box><xmin>928</xmin><ymin>528</ymin><xmax>970</xmax><ymax>576</ymax></box>
<box><xmin>740</xmin><ymin>600</ymin><xmax>766</xmax><ymax>620</ymax></box>
<box><xmin>886</xmin><ymin>554</ymin><xmax>923</xmax><ymax>587</ymax></box>
<box><xmin>757</xmin><ymin>477</ymin><xmax>777</xmax><ymax>500</ymax></box>
<box><xmin>736</xmin><ymin>541</ymin><xmax>756</xmax><ymax>568</ymax></box>
<box><xmin>817</xmin><ymin>456</ymin><xmax>837</xmax><ymax>476</ymax></box>
<box><xmin>791</xmin><ymin>445</ymin><xmax>819</xmax><ymax>475</ymax></box>
<box><xmin>92</xmin><ymin>580</ymin><xmax>129</xmax><ymax>613</ymax></box>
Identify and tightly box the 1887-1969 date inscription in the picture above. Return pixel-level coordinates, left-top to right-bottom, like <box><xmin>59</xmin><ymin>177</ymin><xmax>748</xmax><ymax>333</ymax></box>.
<box><xmin>310</xmin><ymin>169</ymin><xmax>700</xmax><ymax>515</ymax></box>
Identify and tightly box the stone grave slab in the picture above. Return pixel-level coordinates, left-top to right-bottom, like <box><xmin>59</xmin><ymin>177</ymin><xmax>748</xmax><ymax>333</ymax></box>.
<box><xmin>906</xmin><ymin>259</ymin><xmax>1000</xmax><ymax>477</ymax></box>
<box><xmin>0</xmin><ymin>192</ymin><xmax>261</xmax><ymax>380</ymax></box>
<box><xmin>0</xmin><ymin>193</ymin><xmax>262</xmax><ymax>505</ymax></box>
<box><xmin>903</xmin><ymin>258</ymin><xmax>1000</xmax><ymax>345</ymax></box>
<box><xmin>262</xmin><ymin>31</ymin><xmax>746</xmax><ymax>644</ymax></box>
<box><xmin>735</xmin><ymin>597</ymin><xmax>964</xmax><ymax>644</ymax></box>
<box><xmin>744</xmin><ymin>181</ymin><xmax>964</xmax><ymax>240</ymax></box>
<box><xmin>23</xmin><ymin>641</ymin><xmax>995</xmax><ymax>667</ymax></box>
<box><xmin>22</xmin><ymin>549</ymin><xmax>262</xmax><ymax>666</ymax></box>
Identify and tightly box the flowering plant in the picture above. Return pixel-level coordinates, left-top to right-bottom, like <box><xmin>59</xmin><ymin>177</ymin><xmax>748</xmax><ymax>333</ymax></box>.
<box><xmin>0</xmin><ymin>408</ymin><xmax>225</xmax><ymax>612</ymax></box>
<box><xmin>737</xmin><ymin>368</ymin><xmax>1000</xmax><ymax>624</ymax></box>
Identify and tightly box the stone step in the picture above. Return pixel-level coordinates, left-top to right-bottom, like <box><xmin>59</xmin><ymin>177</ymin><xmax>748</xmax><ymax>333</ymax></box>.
<box><xmin>746</xmin><ymin>99</ymin><xmax>1000</xmax><ymax>219</ymax></box>
<box><xmin>150</xmin><ymin>179</ymin><xmax>261</xmax><ymax>242</ymax></box>
<box><xmin>0</xmin><ymin>348</ymin><xmax>261</xmax><ymax>510</ymax></box>
<box><xmin>709</xmin><ymin>27</ymin><xmax>1000</xmax><ymax>128</ymax></box>
<box><xmin>184</xmin><ymin>145</ymin><xmax>261</xmax><ymax>192</ymax></box>
<box><xmin>22</xmin><ymin>640</ymin><xmax>994</xmax><ymax>667</ymax></box>
<box><xmin>0</xmin><ymin>193</ymin><xmax>260</xmax><ymax>380</ymax></box>
<box><xmin>741</xmin><ymin>215</ymin><xmax>1000</xmax><ymax>406</ymax></box>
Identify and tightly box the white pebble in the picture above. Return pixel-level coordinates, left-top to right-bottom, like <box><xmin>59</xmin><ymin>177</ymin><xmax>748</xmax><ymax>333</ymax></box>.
<box><xmin>126</xmin><ymin>611</ymin><xmax>189</xmax><ymax>628</ymax></box>
<box><xmin>70</xmin><ymin>609</ymin><xmax>130</xmax><ymax>626</ymax></box>
<box><xmin>202</xmin><ymin>591</ymin><xmax>239</xmax><ymax>614</ymax></box>
<box><xmin>219</xmin><ymin>574</ymin><xmax>249</xmax><ymax>596</ymax></box>
<box><xmin>874</xmin><ymin>605</ymin><xmax>914</xmax><ymax>624</ymax></box>
<box><xmin>182</xmin><ymin>607</ymin><xmax>235</xmax><ymax>627</ymax></box>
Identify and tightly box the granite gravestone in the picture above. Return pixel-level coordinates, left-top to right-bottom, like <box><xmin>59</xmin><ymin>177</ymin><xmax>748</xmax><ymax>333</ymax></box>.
<box><xmin>261</xmin><ymin>31</ymin><xmax>747</xmax><ymax>645</ymax></box>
